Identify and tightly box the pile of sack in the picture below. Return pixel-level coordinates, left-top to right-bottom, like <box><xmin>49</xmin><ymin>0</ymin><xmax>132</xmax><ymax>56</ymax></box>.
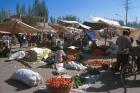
<box><xmin>8</xmin><ymin>48</ymin><xmax>53</xmax><ymax>62</ymax></box>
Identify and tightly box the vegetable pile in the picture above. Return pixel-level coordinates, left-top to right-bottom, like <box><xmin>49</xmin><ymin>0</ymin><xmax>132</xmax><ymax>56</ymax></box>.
<box><xmin>46</xmin><ymin>77</ymin><xmax>72</xmax><ymax>89</ymax></box>
<box><xmin>84</xmin><ymin>66</ymin><xmax>100</xmax><ymax>75</ymax></box>
<box><xmin>72</xmin><ymin>76</ymin><xmax>86</xmax><ymax>89</ymax></box>
<box><xmin>92</xmin><ymin>49</ymin><xmax>106</xmax><ymax>56</ymax></box>
<box><xmin>88</xmin><ymin>60</ymin><xmax>113</xmax><ymax>66</ymax></box>
<box><xmin>67</xmin><ymin>55</ymin><xmax>76</xmax><ymax>61</ymax></box>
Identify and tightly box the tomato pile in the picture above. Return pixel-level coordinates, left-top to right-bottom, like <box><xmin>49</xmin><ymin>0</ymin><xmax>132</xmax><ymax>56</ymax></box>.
<box><xmin>88</xmin><ymin>60</ymin><xmax>113</xmax><ymax>66</ymax></box>
<box><xmin>92</xmin><ymin>49</ymin><xmax>106</xmax><ymax>56</ymax></box>
<box><xmin>67</xmin><ymin>55</ymin><xmax>76</xmax><ymax>61</ymax></box>
<box><xmin>46</xmin><ymin>77</ymin><xmax>72</xmax><ymax>89</ymax></box>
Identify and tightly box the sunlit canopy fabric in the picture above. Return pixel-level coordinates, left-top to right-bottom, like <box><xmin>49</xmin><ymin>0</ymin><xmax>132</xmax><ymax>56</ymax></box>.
<box><xmin>49</xmin><ymin>24</ymin><xmax>68</xmax><ymax>33</ymax></box>
<box><xmin>0</xmin><ymin>31</ymin><xmax>11</xmax><ymax>34</ymax></box>
<box><xmin>59</xmin><ymin>20</ymin><xmax>91</xmax><ymax>29</ymax></box>
<box><xmin>91</xmin><ymin>16</ymin><xmax>121</xmax><ymax>27</ymax></box>
<box><xmin>0</xmin><ymin>19</ymin><xmax>40</xmax><ymax>34</ymax></box>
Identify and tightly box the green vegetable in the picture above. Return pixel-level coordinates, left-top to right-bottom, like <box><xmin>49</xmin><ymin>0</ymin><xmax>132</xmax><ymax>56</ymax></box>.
<box><xmin>72</xmin><ymin>76</ymin><xmax>86</xmax><ymax>89</ymax></box>
<box><xmin>85</xmin><ymin>66</ymin><xmax>100</xmax><ymax>75</ymax></box>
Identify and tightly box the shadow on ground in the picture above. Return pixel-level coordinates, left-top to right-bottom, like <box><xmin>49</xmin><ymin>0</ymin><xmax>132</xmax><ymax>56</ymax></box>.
<box><xmin>37</xmin><ymin>64</ymin><xmax>52</xmax><ymax>68</ymax></box>
<box><xmin>85</xmin><ymin>70</ymin><xmax>125</xmax><ymax>93</ymax></box>
<box><xmin>33</xmin><ymin>89</ymin><xmax>49</xmax><ymax>93</ymax></box>
<box><xmin>85</xmin><ymin>70</ymin><xmax>140</xmax><ymax>93</ymax></box>
<box><xmin>5</xmin><ymin>79</ymin><xmax>31</xmax><ymax>91</ymax></box>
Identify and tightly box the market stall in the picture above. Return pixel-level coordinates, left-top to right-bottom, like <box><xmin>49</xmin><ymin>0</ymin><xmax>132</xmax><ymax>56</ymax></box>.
<box><xmin>0</xmin><ymin>19</ymin><xmax>40</xmax><ymax>34</ymax></box>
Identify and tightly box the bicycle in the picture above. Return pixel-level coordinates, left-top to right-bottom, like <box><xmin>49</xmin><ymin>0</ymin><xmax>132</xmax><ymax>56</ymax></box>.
<box><xmin>120</xmin><ymin>47</ymin><xmax>138</xmax><ymax>85</ymax></box>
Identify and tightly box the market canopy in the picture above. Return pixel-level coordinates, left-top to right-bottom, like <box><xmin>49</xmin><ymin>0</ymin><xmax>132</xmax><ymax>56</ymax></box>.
<box><xmin>0</xmin><ymin>19</ymin><xmax>40</xmax><ymax>34</ymax></box>
<box><xmin>91</xmin><ymin>16</ymin><xmax>121</xmax><ymax>27</ymax></box>
<box><xmin>49</xmin><ymin>24</ymin><xmax>69</xmax><ymax>33</ymax></box>
<box><xmin>59</xmin><ymin>20</ymin><xmax>91</xmax><ymax>29</ymax></box>
<box><xmin>83</xmin><ymin>21</ymin><xmax>108</xmax><ymax>30</ymax></box>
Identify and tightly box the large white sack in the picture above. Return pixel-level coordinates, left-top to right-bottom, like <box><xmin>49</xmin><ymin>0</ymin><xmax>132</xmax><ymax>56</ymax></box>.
<box><xmin>11</xmin><ymin>69</ymin><xmax>43</xmax><ymax>87</ymax></box>
<box><xmin>9</xmin><ymin>51</ymin><xmax>25</xmax><ymax>60</ymax></box>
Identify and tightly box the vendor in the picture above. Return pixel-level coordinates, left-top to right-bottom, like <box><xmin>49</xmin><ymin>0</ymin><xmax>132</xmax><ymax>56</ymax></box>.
<box><xmin>113</xmin><ymin>29</ymin><xmax>132</xmax><ymax>72</ymax></box>
<box><xmin>53</xmin><ymin>46</ymin><xmax>66</xmax><ymax>69</ymax></box>
<box><xmin>106</xmin><ymin>41</ymin><xmax>118</xmax><ymax>55</ymax></box>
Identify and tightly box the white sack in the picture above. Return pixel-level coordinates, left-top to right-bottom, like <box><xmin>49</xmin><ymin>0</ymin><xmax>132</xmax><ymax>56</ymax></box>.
<box><xmin>9</xmin><ymin>51</ymin><xmax>25</xmax><ymax>60</ymax></box>
<box><xmin>11</xmin><ymin>69</ymin><xmax>42</xmax><ymax>87</ymax></box>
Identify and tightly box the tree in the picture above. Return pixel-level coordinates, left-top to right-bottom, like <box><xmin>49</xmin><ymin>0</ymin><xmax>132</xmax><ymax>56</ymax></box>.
<box><xmin>28</xmin><ymin>5</ymin><xmax>32</xmax><ymax>15</ymax></box>
<box><xmin>49</xmin><ymin>16</ymin><xmax>56</xmax><ymax>23</ymax></box>
<box><xmin>16</xmin><ymin>2</ymin><xmax>20</xmax><ymax>15</ymax></box>
<box><xmin>39</xmin><ymin>0</ymin><xmax>49</xmax><ymax>21</ymax></box>
<box><xmin>32</xmin><ymin>0</ymin><xmax>40</xmax><ymax>16</ymax></box>
<box><xmin>20</xmin><ymin>5</ymin><xmax>26</xmax><ymax>15</ymax></box>
<box><xmin>0</xmin><ymin>8</ymin><xmax>8</xmax><ymax>22</ymax></box>
<box><xmin>22</xmin><ymin>15</ymin><xmax>38</xmax><ymax>26</ymax></box>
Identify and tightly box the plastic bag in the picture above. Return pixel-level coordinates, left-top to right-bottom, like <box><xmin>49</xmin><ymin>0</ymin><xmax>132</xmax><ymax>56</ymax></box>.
<box><xmin>11</xmin><ymin>69</ymin><xmax>43</xmax><ymax>87</ymax></box>
<box><xmin>9</xmin><ymin>51</ymin><xmax>25</xmax><ymax>60</ymax></box>
<box><xmin>65</xmin><ymin>61</ymin><xmax>86</xmax><ymax>70</ymax></box>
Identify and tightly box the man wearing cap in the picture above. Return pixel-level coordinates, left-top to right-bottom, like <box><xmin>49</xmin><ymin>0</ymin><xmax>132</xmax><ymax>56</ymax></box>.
<box><xmin>113</xmin><ymin>29</ymin><xmax>132</xmax><ymax>72</ymax></box>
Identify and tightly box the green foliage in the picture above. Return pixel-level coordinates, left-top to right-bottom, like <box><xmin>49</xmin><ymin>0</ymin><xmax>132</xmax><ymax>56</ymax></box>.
<box><xmin>22</xmin><ymin>15</ymin><xmax>38</xmax><ymax>26</ymax></box>
<box><xmin>49</xmin><ymin>16</ymin><xmax>57</xmax><ymax>23</ymax></box>
<box><xmin>0</xmin><ymin>8</ymin><xmax>8</xmax><ymax>22</ymax></box>
<box><xmin>16</xmin><ymin>2</ymin><xmax>20</xmax><ymax>15</ymax></box>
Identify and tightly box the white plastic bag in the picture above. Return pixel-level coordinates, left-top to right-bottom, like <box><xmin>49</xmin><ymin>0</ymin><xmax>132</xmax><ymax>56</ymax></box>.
<box><xmin>9</xmin><ymin>51</ymin><xmax>25</xmax><ymax>60</ymax></box>
<box><xmin>55</xmin><ymin>63</ymin><xmax>64</xmax><ymax>69</ymax></box>
<box><xmin>65</xmin><ymin>61</ymin><xmax>86</xmax><ymax>70</ymax></box>
<box><xmin>11</xmin><ymin>69</ymin><xmax>43</xmax><ymax>87</ymax></box>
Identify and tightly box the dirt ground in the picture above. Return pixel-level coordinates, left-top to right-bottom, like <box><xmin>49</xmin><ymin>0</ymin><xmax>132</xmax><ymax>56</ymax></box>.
<box><xmin>0</xmin><ymin>46</ymin><xmax>140</xmax><ymax>93</ymax></box>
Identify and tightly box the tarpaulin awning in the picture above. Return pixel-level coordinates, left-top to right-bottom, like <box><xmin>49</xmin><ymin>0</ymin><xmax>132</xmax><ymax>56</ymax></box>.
<box><xmin>83</xmin><ymin>21</ymin><xmax>108</xmax><ymax>30</ymax></box>
<box><xmin>0</xmin><ymin>31</ymin><xmax>11</xmax><ymax>34</ymax></box>
<box><xmin>59</xmin><ymin>20</ymin><xmax>91</xmax><ymax>29</ymax></box>
<box><xmin>49</xmin><ymin>24</ymin><xmax>68</xmax><ymax>33</ymax></box>
<box><xmin>91</xmin><ymin>16</ymin><xmax>121</xmax><ymax>27</ymax></box>
<box><xmin>0</xmin><ymin>19</ymin><xmax>40</xmax><ymax>34</ymax></box>
<box><xmin>83</xmin><ymin>29</ymin><xmax>96</xmax><ymax>41</ymax></box>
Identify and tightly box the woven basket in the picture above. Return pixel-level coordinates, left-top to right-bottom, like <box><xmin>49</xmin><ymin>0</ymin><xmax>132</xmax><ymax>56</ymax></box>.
<box><xmin>47</xmin><ymin>86</ymin><xmax>72</xmax><ymax>93</ymax></box>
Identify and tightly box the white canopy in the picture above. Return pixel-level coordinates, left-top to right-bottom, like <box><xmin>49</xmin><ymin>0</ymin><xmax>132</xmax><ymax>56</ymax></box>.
<box><xmin>59</xmin><ymin>20</ymin><xmax>91</xmax><ymax>29</ymax></box>
<box><xmin>91</xmin><ymin>16</ymin><xmax>121</xmax><ymax>27</ymax></box>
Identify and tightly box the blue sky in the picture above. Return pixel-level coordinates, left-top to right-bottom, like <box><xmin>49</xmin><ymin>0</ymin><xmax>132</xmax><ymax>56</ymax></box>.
<box><xmin>0</xmin><ymin>0</ymin><xmax>140</xmax><ymax>22</ymax></box>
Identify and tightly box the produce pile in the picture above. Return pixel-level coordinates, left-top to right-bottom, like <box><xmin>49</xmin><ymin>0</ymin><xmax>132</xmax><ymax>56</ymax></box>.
<box><xmin>72</xmin><ymin>76</ymin><xmax>86</xmax><ymax>89</ymax></box>
<box><xmin>46</xmin><ymin>77</ymin><xmax>72</xmax><ymax>89</ymax></box>
<box><xmin>88</xmin><ymin>60</ymin><xmax>113</xmax><ymax>66</ymax></box>
<box><xmin>92</xmin><ymin>49</ymin><xmax>107</xmax><ymax>56</ymax></box>
<box><xmin>84</xmin><ymin>66</ymin><xmax>100</xmax><ymax>75</ymax></box>
<box><xmin>67</xmin><ymin>55</ymin><xmax>76</xmax><ymax>61</ymax></box>
<box><xmin>92</xmin><ymin>45</ymin><xmax>110</xmax><ymax>56</ymax></box>
<box><xmin>23</xmin><ymin>50</ymin><xmax>37</xmax><ymax>62</ymax></box>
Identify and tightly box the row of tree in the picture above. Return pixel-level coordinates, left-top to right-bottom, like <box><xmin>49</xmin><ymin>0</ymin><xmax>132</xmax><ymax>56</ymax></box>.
<box><xmin>16</xmin><ymin>0</ymin><xmax>48</xmax><ymax>19</ymax></box>
<box><xmin>0</xmin><ymin>0</ymin><xmax>140</xmax><ymax>28</ymax></box>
